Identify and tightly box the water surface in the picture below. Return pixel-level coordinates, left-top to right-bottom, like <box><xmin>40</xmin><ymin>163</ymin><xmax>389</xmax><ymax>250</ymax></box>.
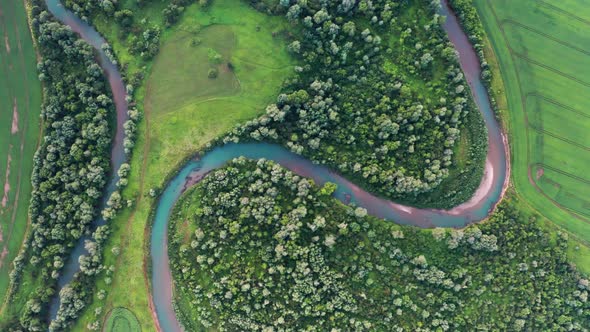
<box><xmin>44</xmin><ymin>0</ymin><xmax>129</xmax><ymax>321</ymax></box>
<box><xmin>45</xmin><ymin>0</ymin><xmax>508</xmax><ymax>330</ymax></box>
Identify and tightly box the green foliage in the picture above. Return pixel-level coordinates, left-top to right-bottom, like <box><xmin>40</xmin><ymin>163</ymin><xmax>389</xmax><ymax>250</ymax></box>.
<box><xmin>2</xmin><ymin>0</ymin><xmax>115</xmax><ymax>330</ymax></box>
<box><xmin>169</xmin><ymin>159</ymin><xmax>589</xmax><ymax>331</ymax></box>
<box><xmin>207</xmin><ymin>47</ymin><xmax>223</xmax><ymax>64</ymax></box>
<box><xmin>221</xmin><ymin>0</ymin><xmax>487</xmax><ymax>208</ymax></box>
<box><xmin>207</xmin><ymin>68</ymin><xmax>219</xmax><ymax>79</ymax></box>
<box><xmin>470</xmin><ymin>0</ymin><xmax>590</xmax><ymax>267</ymax></box>
<box><xmin>104</xmin><ymin>307</ymin><xmax>141</xmax><ymax>332</ymax></box>
<box><xmin>0</xmin><ymin>0</ymin><xmax>43</xmax><ymax>304</ymax></box>
<box><xmin>63</xmin><ymin>0</ymin><xmax>294</xmax><ymax>329</ymax></box>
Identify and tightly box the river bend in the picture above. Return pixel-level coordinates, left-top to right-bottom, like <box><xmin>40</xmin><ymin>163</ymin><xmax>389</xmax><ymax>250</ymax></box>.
<box><xmin>43</xmin><ymin>0</ymin><xmax>508</xmax><ymax>330</ymax></box>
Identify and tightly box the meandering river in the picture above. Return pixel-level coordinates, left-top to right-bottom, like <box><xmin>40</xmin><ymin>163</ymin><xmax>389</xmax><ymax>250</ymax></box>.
<box><xmin>44</xmin><ymin>0</ymin><xmax>508</xmax><ymax>330</ymax></box>
<box><xmin>44</xmin><ymin>0</ymin><xmax>129</xmax><ymax>321</ymax></box>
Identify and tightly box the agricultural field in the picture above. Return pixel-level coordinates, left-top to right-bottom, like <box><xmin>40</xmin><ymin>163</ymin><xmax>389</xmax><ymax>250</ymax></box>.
<box><xmin>473</xmin><ymin>0</ymin><xmax>590</xmax><ymax>271</ymax></box>
<box><xmin>71</xmin><ymin>0</ymin><xmax>294</xmax><ymax>330</ymax></box>
<box><xmin>0</xmin><ymin>0</ymin><xmax>41</xmax><ymax>304</ymax></box>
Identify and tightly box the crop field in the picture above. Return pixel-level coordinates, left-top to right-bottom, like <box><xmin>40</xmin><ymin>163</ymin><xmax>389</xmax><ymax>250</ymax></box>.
<box><xmin>473</xmin><ymin>0</ymin><xmax>590</xmax><ymax>271</ymax></box>
<box><xmin>72</xmin><ymin>0</ymin><xmax>293</xmax><ymax>330</ymax></box>
<box><xmin>0</xmin><ymin>0</ymin><xmax>41</xmax><ymax>304</ymax></box>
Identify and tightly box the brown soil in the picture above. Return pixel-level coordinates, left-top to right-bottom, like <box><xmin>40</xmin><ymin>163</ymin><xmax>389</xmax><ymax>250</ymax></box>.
<box><xmin>4</xmin><ymin>34</ymin><xmax>9</xmax><ymax>53</ymax></box>
<box><xmin>11</xmin><ymin>98</ymin><xmax>18</xmax><ymax>134</ymax></box>
<box><xmin>1</xmin><ymin>152</ymin><xmax>12</xmax><ymax>208</ymax></box>
<box><xmin>536</xmin><ymin>166</ymin><xmax>544</xmax><ymax>180</ymax></box>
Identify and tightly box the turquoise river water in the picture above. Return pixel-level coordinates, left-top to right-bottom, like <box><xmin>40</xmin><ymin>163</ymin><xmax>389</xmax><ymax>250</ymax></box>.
<box><xmin>43</xmin><ymin>0</ymin><xmax>508</xmax><ymax>330</ymax></box>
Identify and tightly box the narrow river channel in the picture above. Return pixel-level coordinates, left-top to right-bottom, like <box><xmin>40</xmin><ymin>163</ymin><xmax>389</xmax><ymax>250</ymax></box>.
<box><xmin>43</xmin><ymin>0</ymin><xmax>508</xmax><ymax>330</ymax></box>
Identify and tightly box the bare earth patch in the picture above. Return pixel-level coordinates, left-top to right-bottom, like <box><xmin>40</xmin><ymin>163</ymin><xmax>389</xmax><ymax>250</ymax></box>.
<box><xmin>4</xmin><ymin>33</ymin><xmax>9</xmax><ymax>53</ymax></box>
<box><xmin>1</xmin><ymin>152</ymin><xmax>11</xmax><ymax>208</ymax></box>
<box><xmin>11</xmin><ymin>98</ymin><xmax>18</xmax><ymax>134</ymax></box>
<box><xmin>0</xmin><ymin>247</ymin><xmax>8</xmax><ymax>268</ymax></box>
<box><xmin>536</xmin><ymin>166</ymin><xmax>544</xmax><ymax>180</ymax></box>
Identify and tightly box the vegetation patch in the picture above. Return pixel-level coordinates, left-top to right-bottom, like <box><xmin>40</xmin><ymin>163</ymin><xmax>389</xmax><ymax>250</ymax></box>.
<box><xmin>149</xmin><ymin>25</ymin><xmax>240</xmax><ymax>115</ymax></box>
<box><xmin>2</xmin><ymin>0</ymin><xmax>115</xmax><ymax>329</ymax></box>
<box><xmin>0</xmin><ymin>0</ymin><xmax>42</xmax><ymax>304</ymax></box>
<box><xmin>220</xmin><ymin>0</ymin><xmax>487</xmax><ymax>208</ymax></box>
<box><xmin>104</xmin><ymin>307</ymin><xmax>141</xmax><ymax>332</ymax></box>
<box><xmin>169</xmin><ymin>159</ymin><xmax>589</xmax><ymax>331</ymax></box>
<box><xmin>468</xmin><ymin>0</ymin><xmax>590</xmax><ymax>266</ymax></box>
<box><xmin>65</xmin><ymin>0</ymin><xmax>294</xmax><ymax>329</ymax></box>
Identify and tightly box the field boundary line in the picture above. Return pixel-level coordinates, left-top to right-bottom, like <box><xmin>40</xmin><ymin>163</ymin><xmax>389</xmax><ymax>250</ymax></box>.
<box><xmin>526</xmin><ymin>92</ymin><xmax>590</xmax><ymax>119</ymax></box>
<box><xmin>528</xmin><ymin>125</ymin><xmax>590</xmax><ymax>152</ymax></box>
<box><xmin>534</xmin><ymin>163</ymin><xmax>590</xmax><ymax>186</ymax></box>
<box><xmin>509</xmin><ymin>51</ymin><xmax>590</xmax><ymax>88</ymax></box>
<box><xmin>536</xmin><ymin>0</ymin><xmax>590</xmax><ymax>27</ymax></box>
<box><xmin>502</xmin><ymin>19</ymin><xmax>590</xmax><ymax>56</ymax></box>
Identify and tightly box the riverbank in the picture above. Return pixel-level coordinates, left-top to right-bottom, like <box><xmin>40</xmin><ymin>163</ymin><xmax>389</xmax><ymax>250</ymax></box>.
<box><xmin>148</xmin><ymin>1</ymin><xmax>509</xmax><ymax>329</ymax></box>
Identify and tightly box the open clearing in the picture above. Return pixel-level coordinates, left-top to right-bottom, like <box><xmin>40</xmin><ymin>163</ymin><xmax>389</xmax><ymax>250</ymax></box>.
<box><xmin>72</xmin><ymin>0</ymin><xmax>293</xmax><ymax>330</ymax></box>
<box><xmin>0</xmin><ymin>0</ymin><xmax>42</xmax><ymax>304</ymax></box>
<box><xmin>474</xmin><ymin>0</ymin><xmax>590</xmax><ymax>272</ymax></box>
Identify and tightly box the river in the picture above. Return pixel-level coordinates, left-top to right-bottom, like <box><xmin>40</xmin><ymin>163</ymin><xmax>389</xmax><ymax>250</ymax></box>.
<box><xmin>44</xmin><ymin>0</ymin><xmax>129</xmax><ymax>321</ymax></box>
<box><xmin>43</xmin><ymin>0</ymin><xmax>508</xmax><ymax>330</ymax></box>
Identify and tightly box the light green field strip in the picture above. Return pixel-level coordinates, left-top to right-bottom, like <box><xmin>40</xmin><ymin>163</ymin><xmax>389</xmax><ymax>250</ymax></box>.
<box><xmin>527</xmin><ymin>96</ymin><xmax>590</xmax><ymax>147</ymax></box>
<box><xmin>502</xmin><ymin>25</ymin><xmax>590</xmax><ymax>85</ymax></box>
<box><xmin>539</xmin><ymin>135</ymin><xmax>590</xmax><ymax>183</ymax></box>
<box><xmin>0</xmin><ymin>0</ymin><xmax>41</xmax><ymax>303</ymax></box>
<box><xmin>492</xmin><ymin>0</ymin><xmax>590</xmax><ymax>47</ymax></box>
<box><xmin>537</xmin><ymin>166</ymin><xmax>590</xmax><ymax>215</ymax></box>
<box><xmin>473</xmin><ymin>0</ymin><xmax>590</xmax><ymax>269</ymax></box>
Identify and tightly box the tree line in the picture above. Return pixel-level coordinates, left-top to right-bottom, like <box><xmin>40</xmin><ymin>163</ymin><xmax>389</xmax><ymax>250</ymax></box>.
<box><xmin>170</xmin><ymin>158</ymin><xmax>589</xmax><ymax>331</ymax></box>
<box><xmin>215</xmin><ymin>0</ymin><xmax>487</xmax><ymax>208</ymax></box>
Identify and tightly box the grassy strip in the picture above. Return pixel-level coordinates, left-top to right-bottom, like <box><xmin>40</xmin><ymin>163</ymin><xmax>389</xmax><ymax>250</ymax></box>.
<box><xmin>0</xmin><ymin>0</ymin><xmax>42</xmax><ymax>307</ymax></box>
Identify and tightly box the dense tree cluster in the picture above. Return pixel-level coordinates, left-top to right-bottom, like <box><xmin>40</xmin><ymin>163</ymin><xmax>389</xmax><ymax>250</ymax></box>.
<box><xmin>218</xmin><ymin>0</ymin><xmax>487</xmax><ymax>207</ymax></box>
<box><xmin>169</xmin><ymin>159</ymin><xmax>589</xmax><ymax>331</ymax></box>
<box><xmin>62</xmin><ymin>0</ymin><xmax>200</xmax><ymax>60</ymax></box>
<box><xmin>1</xmin><ymin>1</ymin><xmax>115</xmax><ymax>330</ymax></box>
<box><xmin>49</xmin><ymin>225</ymin><xmax>112</xmax><ymax>331</ymax></box>
<box><xmin>446</xmin><ymin>0</ymin><xmax>499</xmax><ymax>113</ymax></box>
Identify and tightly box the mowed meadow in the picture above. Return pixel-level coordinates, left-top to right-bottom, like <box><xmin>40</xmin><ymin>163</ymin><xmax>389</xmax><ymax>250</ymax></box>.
<box><xmin>71</xmin><ymin>0</ymin><xmax>294</xmax><ymax>330</ymax></box>
<box><xmin>0</xmin><ymin>0</ymin><xmax>41</xmax><ymax>304</ymax></box>
<box><xmin>474</xmin><ymin>0</ymin><xmax>590</xmax><ymax>271</ymax></box>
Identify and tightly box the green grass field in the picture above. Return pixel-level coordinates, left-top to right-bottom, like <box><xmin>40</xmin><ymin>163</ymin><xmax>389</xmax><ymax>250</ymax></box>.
<box><xmin>71</xmin><ymin>1</ymin><xmax>293</xmax><ymax>330</ymax></box>
<box><xmin>0</xmin><ymin>0</ymin><xmax>41</xmax><ymax>305</ymax></box>
<box><xmin>473</xmin><ymin>0</ymin><xmax>590</xmax><ymax>273</ymax></box>
<box><xmin>104</xmin><ymin>307</ymin><xmax>141</xmax><ymax>332</ymax></box>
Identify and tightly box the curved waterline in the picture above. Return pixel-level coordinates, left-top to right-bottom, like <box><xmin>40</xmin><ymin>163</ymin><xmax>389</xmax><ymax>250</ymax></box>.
<box><xmin>44</xmin><ymin>0</ymin><xmax>129</xmax><ymax>322</ymax></box>
<box><xmin>42</xmin><ymin>0</ymin><xmax>508</xmax><ymax>330</ymax></box>
<box><xmin>150</xmin><ymin>1</ymin><xmax>509</xmax><ymax>331</ymax></box>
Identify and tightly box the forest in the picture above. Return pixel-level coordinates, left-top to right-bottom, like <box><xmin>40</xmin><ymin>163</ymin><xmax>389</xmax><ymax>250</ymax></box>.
<box><xmin>0</xmin><ymin>0</ymin><xmax>115</xmax><ymax>330</ymax></box>
<box><xmin>2</xmin><ymin>0</ymin><xmax>587</xmax><ymax>330</ymax></box>
<box><xmin>63</xmin><ymin>0</ymin><xmax>491</xmax><ymax>208</ymax></box>
<box><xmin>216</xmin><ymin>0</ymin><xmax>488</xmax><ymax>208</ymax></box>
<box><xmin>169</xmin><ymin>159</ymin><xmax>589</xmax><ymax>331</ymax></box>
